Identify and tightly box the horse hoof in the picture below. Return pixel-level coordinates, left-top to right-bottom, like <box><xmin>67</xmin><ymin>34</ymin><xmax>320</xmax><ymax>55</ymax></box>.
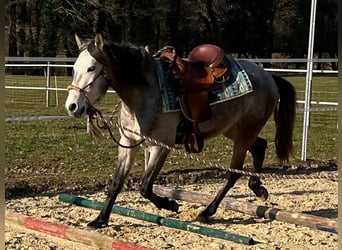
<box><xmin>258</xmin><ymin>187</ymin><xmax>269</xmax><ymax>201</ymax></box>
<box><xmin>169</xmin><ymin>200</ymin><xmax>180</xmax><ymax>213</ymax></box>
<box><xmin>156</xmin><ymin>198</ymin><xmax>180</xmax><ymax>212</ymax></box>
<box><xmin>195</xmin><ymin>212</ymin><xmax>211</xmax><ymax>223</ymax></box>
<box><xmin>87</xmin><ymin>219</ymin><xmax>108</xmax><ymax>229</ymax></box>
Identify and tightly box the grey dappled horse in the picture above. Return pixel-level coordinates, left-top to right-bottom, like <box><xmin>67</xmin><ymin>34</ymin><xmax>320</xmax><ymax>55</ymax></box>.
<box><xmin>65</xmin><ymin>34</ymin><xmax>296</xmax><ymax>229</ymax></box>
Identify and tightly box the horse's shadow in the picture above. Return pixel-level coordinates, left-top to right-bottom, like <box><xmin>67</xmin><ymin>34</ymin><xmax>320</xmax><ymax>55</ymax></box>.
<box><xmin>202</xmin><ymin>216</ymin><xmax>272</xmax><ymax>227</ymax></box>
<box><xmin>303</xmin><ymin>208</ymin><xmax>338</xmax><ymax>219</ymax></box>
<box><xmin>162</xmin><ymin>160</ymin><xmax>337</xmax><ymax>178</ymax></box>
<box><xmin>197</xmin><ymin>208</ymin><xmax>337</xmax><ymax>232</ymax></box>
<box><xmin>261</xmin><ymin>163</ymin><xmax>337</xmax><ymax>175</ymax></box>
<box><xmin>270</xmin><ymin>189</ymin><xmax>334</xmax><ymax>197</ymax></box>
<box><xmin>160</xmin><ymin>161</ymin><xmax>337</xmax><ymax>190</ymax></box>
<box><xmin>230</xmin><ymin>188</ymin><xmax>335</xmax><ymax>200</ymax></box>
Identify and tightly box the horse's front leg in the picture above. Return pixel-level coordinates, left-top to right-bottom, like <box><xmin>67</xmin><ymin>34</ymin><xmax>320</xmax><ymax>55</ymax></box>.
<box><xmin>87</xmin><ymin>145</ymin><xmax>139</xmax><ymax>229</ymax></box>
<box><xmin>140</xmin><ymin>146</ymin><xmax>179</xmax><ymax>212</ymax></box>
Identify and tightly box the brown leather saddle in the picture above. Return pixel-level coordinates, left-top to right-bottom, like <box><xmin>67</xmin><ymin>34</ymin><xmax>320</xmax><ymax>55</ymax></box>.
<box><xmin>159</xmin><ymin>44</ymin><xmax>231</xmax><ymax>153</ymax></box>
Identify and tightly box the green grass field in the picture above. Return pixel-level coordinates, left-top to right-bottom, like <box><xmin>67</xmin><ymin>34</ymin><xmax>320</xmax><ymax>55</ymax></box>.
<box><xmin>5</xmin><ymin>75</ymin><xmax>338</xmax><ymax>196</ymax></box>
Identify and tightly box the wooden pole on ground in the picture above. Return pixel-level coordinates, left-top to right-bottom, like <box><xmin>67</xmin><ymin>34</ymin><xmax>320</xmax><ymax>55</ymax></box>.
<box><xmin>5</xmin><ymin>210</ymin><xmax>151</xmax><ymax>250</ymax></box>
<box><xmin>58</xmin><ymin>193</ymin><xmax>255</xmax><ymax>245</ymax></box>
<box><xmin>153</xmin><ymin>185</ymin><xmax>338</xmax><ymax>234</ymax></box>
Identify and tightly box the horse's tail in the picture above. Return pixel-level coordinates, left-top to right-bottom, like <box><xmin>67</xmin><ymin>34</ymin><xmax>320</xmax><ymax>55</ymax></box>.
<box><xmin>272</xmin><ymin>75</ymin><xmax>296</xmax><ymax>163</ymax></box>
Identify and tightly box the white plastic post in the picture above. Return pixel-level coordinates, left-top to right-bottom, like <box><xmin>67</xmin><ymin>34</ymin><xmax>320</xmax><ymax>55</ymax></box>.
<box><xmin>46</xmin><ymin>62</ymin><xmax>50</xmax><ymax>107</ymax></box>
<box><xmin>301</xmin><ymin>0</ymin><xmax>317</xmax><ymax>161</ymax></box>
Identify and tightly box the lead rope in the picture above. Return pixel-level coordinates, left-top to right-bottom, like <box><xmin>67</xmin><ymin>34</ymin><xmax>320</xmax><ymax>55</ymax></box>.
<box><xmin>91</xmin><ymin>103</ymin><xmax>337</xmax><ymax>181</ymax></box>
<box><xmin>120</xmin><ymin>125</ymin><xmax>338</xmax><ymax>181</ymax></box>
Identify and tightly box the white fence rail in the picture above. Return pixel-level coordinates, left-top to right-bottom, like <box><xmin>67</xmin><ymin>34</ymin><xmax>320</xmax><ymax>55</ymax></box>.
<box><xmin>5</xmin><ymin>57</ymin><xmax>338</xmax><ymax>108</ymax></box>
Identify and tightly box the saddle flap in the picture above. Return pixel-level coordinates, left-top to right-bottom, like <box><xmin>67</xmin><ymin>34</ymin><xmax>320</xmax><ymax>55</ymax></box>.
<box><xmin>187</xmin><ymin>91</ymin><xmax>211</xmax><ymax>122</ymax></box>
<box><xmin>211</xmin><ymin>64</ymin><xmax>228</xmax><ymax>79</ymax></box>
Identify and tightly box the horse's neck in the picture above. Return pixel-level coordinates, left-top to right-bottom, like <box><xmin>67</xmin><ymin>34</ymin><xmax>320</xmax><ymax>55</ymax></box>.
<box><xmin>116</xmin><ymin>80</ymin><xmax>161</xmax><ymax>136</ymax></box>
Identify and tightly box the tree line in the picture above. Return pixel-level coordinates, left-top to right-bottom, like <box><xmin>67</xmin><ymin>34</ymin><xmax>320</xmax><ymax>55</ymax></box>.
<box><xmin>5</xmin><ymin>0</ymin><xmax>337</xmax><ymax>60</ymax></box>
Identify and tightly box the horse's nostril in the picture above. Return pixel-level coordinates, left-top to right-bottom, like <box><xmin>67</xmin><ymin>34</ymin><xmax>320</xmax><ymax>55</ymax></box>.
<box><xmin>69</xmin><ymin>103</ymin><xmax>77</xmax><ymax>112</ymax></box>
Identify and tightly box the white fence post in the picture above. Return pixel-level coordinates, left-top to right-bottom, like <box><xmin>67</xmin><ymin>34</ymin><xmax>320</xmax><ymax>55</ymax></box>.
<box><xmin>301</xmin><ymin>0</ymin><xmax>317</xmax><ymax>161</ymax></box>
<box><xmin>46</xmin><ymin>62</ymin><xmax>51</xmax><ymax>107</ymax></box>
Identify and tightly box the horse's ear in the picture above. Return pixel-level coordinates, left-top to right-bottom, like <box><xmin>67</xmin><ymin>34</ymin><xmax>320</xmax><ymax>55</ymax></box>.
<box><xmin>95</xmin><ymin>33</ymin><xmax>104</xmax><ymax>51</ymax></box>
<box><xmin>75</xmin><ymin>34</ymin><xmax>84</xmax><ymax>49</ymax></box>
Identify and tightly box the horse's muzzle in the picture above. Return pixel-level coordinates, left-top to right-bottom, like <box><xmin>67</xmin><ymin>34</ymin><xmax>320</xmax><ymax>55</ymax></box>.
<box><xmin>65</xmin><ymin>85</ymin><xmax>89</xmax><ymax>117</ymax></box>
<box><xmin>67</xmin><ymin>103</ymin><xmax>86</xmax><ymax>117</ymax></box>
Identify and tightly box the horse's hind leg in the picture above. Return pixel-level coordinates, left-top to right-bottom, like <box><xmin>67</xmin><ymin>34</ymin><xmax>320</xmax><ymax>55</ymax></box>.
<box><xmin>196</xmin><ymin>142</ymin><xmax>246</xmax><ymax>222</ymax></box>
<box><xmin>248</xmin><ymin>137</ymin><xmax>269</xmax><ymax>201</ymax></box>
<box><xmin>140</xmin><ymin>146</ymin><xmax>179</xmax><ymax>212</ymax></box>
<box><xmin>87</xmin><ymin>146</ymin><xmax>139</xmax><ymax>229</ymax></box>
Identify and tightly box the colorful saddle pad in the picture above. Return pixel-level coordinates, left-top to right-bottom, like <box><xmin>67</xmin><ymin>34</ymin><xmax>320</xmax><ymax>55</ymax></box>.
<box><xmin>156</xmin><ymin>55</ymin><xmax>253</xmax><ymax>113</ymax></box>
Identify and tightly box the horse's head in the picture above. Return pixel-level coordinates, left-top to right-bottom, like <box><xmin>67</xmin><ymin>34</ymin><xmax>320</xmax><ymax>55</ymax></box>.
<box><xmin>65</xmin><ymin>34</ymin><xmax>110</xmax><ymax>117</ymax></box>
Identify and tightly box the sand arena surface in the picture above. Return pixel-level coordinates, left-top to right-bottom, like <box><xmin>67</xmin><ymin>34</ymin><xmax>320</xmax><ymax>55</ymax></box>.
<box><xmin>5</xmin><ymin>174</ymin><xmax>338</xmax><ymax>250</ymax></box>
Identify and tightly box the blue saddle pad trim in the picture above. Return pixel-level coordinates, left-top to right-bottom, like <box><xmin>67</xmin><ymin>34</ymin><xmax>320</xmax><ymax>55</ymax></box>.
<box><xmin>155</xmin><ymin>59</ymin><xmax>180</xmax><ymax>112</ymax></box>
<box><xmin>156</xmin><ymin>55</ymin><xmax>253</xmax><ymax>113</ymax></box>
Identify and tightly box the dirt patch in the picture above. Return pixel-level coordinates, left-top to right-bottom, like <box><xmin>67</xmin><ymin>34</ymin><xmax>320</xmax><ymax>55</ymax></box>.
<box><xmin>5</xmin><ymin>159</ymin><xmax>337</xmax><ymax>199</ymax></box>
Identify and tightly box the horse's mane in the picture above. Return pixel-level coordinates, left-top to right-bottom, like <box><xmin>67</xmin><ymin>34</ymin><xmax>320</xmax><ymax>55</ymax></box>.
<box><xmin>85</xmin><ymin>39</ymin><xmax>161</xmax><ymax>140</ymax></box>
<box><xmin>86</xmin><ymin>39</ymin><xmax>155</xmax><ymax>85</ymax></box>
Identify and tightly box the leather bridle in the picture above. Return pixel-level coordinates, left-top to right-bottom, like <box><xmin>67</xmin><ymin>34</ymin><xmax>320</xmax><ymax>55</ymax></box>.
<box><xmin>66</xmin><ymin>66</ymin><xmax>145</xmax><ymax>149</ymax></box>
<box><xmin>67</xmin><ymin>66</ymin><xmax>106</xmax><ymax>97</ymax></box>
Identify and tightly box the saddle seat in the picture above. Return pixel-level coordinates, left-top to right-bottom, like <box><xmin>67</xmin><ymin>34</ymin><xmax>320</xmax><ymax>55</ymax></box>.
<box><xmin>187</xmin><ymin>44</ymin><xmax>229</xmax><ymax>88</ymax></box>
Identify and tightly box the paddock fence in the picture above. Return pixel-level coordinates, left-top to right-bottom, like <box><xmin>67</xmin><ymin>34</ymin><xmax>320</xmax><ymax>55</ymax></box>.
<box><xmin>5</xmin><ymin>57</ymin><xmax>338</xmax><ymax>161</ymax></box>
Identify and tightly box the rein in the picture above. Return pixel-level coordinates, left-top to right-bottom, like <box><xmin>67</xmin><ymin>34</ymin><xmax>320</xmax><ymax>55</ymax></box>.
<box><xmin>87</xmin><ymin>104</ymin><xmax>145</xmax><ymax>149</ymax></box>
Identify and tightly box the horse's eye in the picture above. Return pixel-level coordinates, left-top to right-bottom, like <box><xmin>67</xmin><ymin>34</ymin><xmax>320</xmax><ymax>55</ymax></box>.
<box><xmin>87</xmin><ymin>66</ymin><xmax>96</xmax><ymax>72</ymax></box>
